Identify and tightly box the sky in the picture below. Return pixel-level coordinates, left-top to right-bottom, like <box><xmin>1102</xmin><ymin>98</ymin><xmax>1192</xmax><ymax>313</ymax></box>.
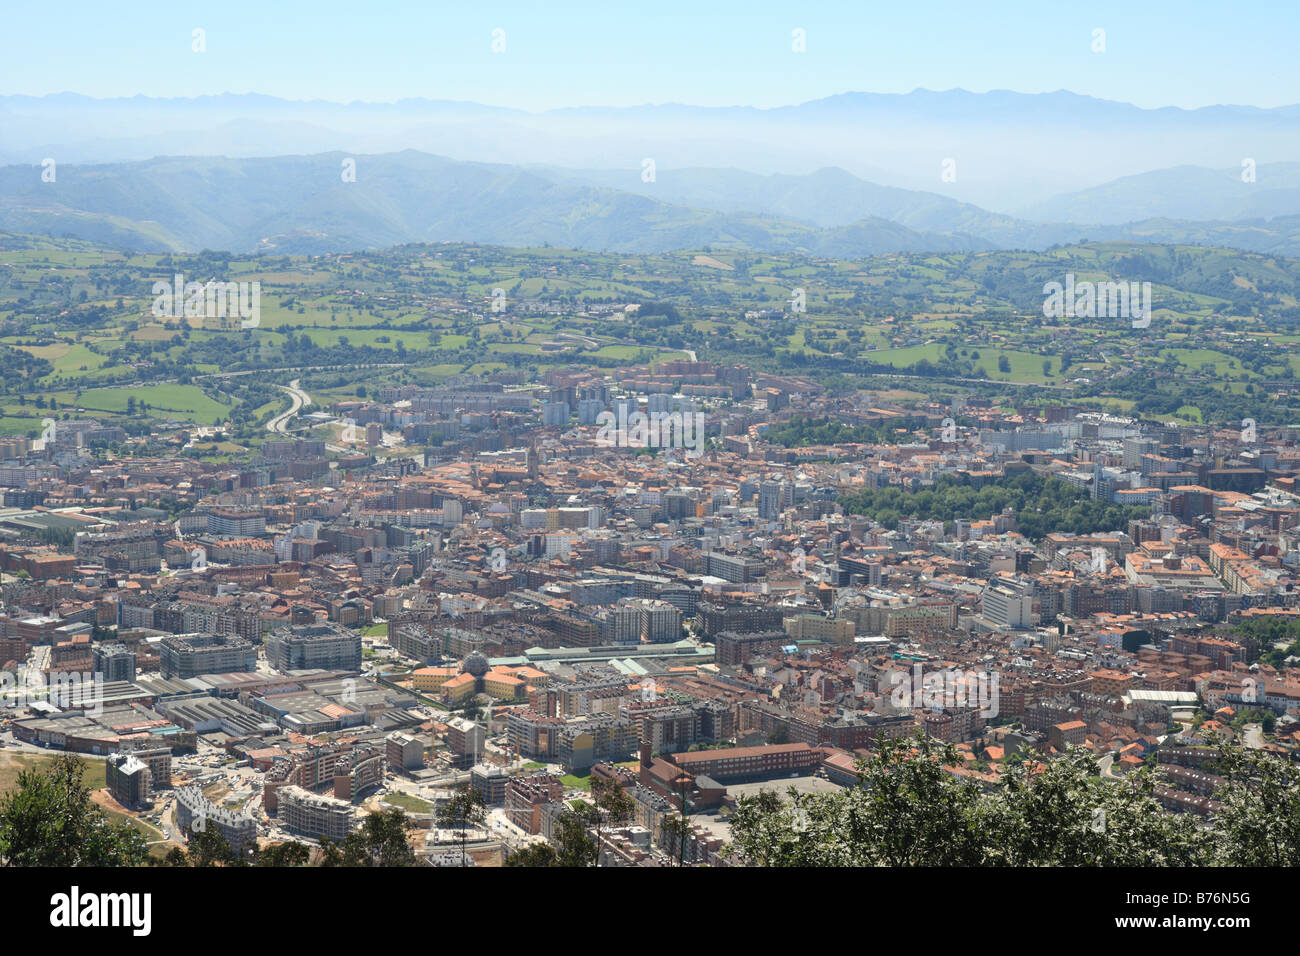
<box><xmin>1</xmin><ymin>0</ymin><xmax>1297</xmax><ymax>111</ymax></box>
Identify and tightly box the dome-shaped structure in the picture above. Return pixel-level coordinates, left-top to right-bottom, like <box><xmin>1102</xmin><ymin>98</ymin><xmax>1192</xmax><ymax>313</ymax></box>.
<box><xmin>462</xmin><ymin>652</ymin><xmax>489</xmax><ymax>678</ymax></box>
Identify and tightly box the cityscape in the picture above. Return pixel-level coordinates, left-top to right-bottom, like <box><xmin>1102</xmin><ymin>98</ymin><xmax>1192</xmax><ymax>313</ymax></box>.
<box><xmin>0</xmin><ymin>2</ymin><xmax>1295</xmax><ymax>917</ymax></box>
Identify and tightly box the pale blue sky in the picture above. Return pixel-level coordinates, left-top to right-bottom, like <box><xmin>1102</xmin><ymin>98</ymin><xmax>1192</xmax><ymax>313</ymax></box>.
<box><xmin>1</xmin><ymin>0</ymin><xmax>1296</xmax><ymax>111</ymax></box>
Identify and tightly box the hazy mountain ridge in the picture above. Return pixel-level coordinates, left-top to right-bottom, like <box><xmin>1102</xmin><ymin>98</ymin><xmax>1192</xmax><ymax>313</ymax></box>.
<box><xmin>6</xmin><ymin>150</ymin><xmax>1300</xmax><ymax>258</ymax></box>
<box><xmin>5</xmin><ymin>90</ymin><xmax>1300</xmax><ymax>208</ymax></box>
<box><xmin>0</xmin><ymin>152</ymin><xmax>992</xmax><ymax>256</ymax></box>
<box><xmin>1014</xmin><ymin>163</ymin><xmax>1300</xmax><ymax>223</ymax></box>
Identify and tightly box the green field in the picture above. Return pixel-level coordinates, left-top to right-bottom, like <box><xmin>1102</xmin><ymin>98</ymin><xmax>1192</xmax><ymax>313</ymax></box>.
<box><xmin>383</xmin><ymin>792</ymin><xmax>433</xmax><ymax>813</ymax></box>
<box><xmin>54</xmin><ymin>384</ymin><xmax>232</xmax><ymax>424</ymax></box>
<box><xmin>0</xmin><ymin>752</ymin><xmax>107</xmax><ymax>793</ymax></box>
<box><xmin>560</xmin><ymin>771</ymin><xmax>592</xmax><ymax>791</ymax></box>
<box><xmin>0</xmin><ymin>234</ymin><xmax>1294</xmax><ymax>442</ymax></box>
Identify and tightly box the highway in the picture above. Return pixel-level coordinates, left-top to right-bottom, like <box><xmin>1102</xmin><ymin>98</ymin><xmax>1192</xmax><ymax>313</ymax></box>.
<box><xmin>266</xmin><ymin>378</ymin><xmax>311</xmax><ymax>436</ymax></box>
<box><xmin>267</xmin><ymin>378</ymin><xmax>349</xmax><ymax>453</ymax></box>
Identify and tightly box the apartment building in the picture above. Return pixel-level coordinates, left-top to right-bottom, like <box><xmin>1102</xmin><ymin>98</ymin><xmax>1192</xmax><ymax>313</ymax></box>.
<box><xmin>556</xmin><ymin>713</ymin><xmax>639</xmax><ymax>771</ymax></box>
<box><xmin>703</xmin><ymin>551</ymin><xmax>765</xmax><ymax>584</ymax></box>
<box><xmin>158</xmin><ymin>633</ymin><xmax>257</xmax><ymax>679</ymax></box>
<box><xmin>470</xmin><ymin>762</ymin><xmax>510</xmax><ymax>806</ymax></box>
<box><xmin>277</xmin><ymin>784</ymin><xmax>356</xmax><ymax>842</ymax></box>
<box><xmin>504</xmin><ymin>774</ymin><xmax>565</xmax><ymax>834</ymax></box>
<box><xmin>267</xmin><ymin>623</ymin><xmax>362</xmax><ymax>672</ymax></box>
<box><xmin>445</xmin><ymin>716</ymin><xmax>485</xmax><ymax>769</ymax></box>
<box><xmin>105</xmin><ymin>752</ymin><xmax>152</xmax><ymax>808</ymax></box>
<box><xmin>784</xmin><ymin>614</ymin><xmax>855</xmax><ymax>644</ymax></box>
<box><xmin>174</xmin><ymin>785</ymin><xmax>257</xmax><ymax>855</ymax></box>
<box><xmin>637</xmin><ymin>599</ymin><xmax>683</xmax><ymax>643</ymax></box>
<box><xmin>697</xmin><ymin>601</ymin><xmax>785</xmax><ymax>637</ymax></box>
<box><xmin>93</xmin><ymin>643</ymin><xmax>137</xmax><ymax>682</ymax></box>
<box><xmin>667</xmin><ymin>742</ymin><xmax>822</xmax><ymax>782</ymax></box>
<box><xmin>386</xmin><ymin>731</ymin><xmax>425</xmax><ymax>771</ymax></box>
<box><xmin>391</xmin><ymin>623</ymin><xmax>443</xmax><ymax>664</ymax></box>
<box><xmin>981</xmin><ymin>583</ymin><xmax>1036</xmax><ymax>629</ymax></box>
<box><xmin>207</xmin><ymin>509</ymin><xmax>267</xmax><ymax>536</ymax></box>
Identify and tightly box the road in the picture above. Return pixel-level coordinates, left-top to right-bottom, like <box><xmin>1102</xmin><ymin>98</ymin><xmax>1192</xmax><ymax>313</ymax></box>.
<box><xmin>266</xmin><ymin>379</ymin><xmax>311</xmax><ymax>436</ymax></box>
<box><xmin>267</xmin><ymin>378</ymin><xmax>377</xmax><ymax>454</ymax></box>
<box><xmin>874</xmin><ymin>371</ymin><xmax>1072</xmax><ymax>390</ymax></box>
<box><xmin>202</xmin><ymin>363</ymin><xmax>407</xmax><ymax>381</ymax></box>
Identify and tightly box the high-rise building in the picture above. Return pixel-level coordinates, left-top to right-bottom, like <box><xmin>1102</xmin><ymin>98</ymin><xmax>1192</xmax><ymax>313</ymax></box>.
<box><xmin>159</xmin><ymin>633</ymin><xmax>257</xmax><ymax>679</ymax></box>
<box><xmin>267</xmin><ymin>623</ymin><xmax>362</xmax><ymax>672</ymax></box>
<box><xmin>758</xmin><ymin>481</ymin><xmax>785</xmax><ymax>519</ymax></box>
<box><xmin>445</xmin><ymin>716</ymin><xmax>485</xmax><ymax>769</ymax></box>
<box><xmin>470</xmin><ymin>763</ymin><xmax>510</xmax><ymax>805</ymax></box>
<box><xmin>93</xmin><ymin>642</ymin><xmax>137</xmax><ymax>682</ymax></box>
<box><xmin>105</xmin><ymin>752</ymin><xmax>152</xmax><ymax>808</ymax></box>
<box><xmin>981</xmin><ymin>581</ymin><xmax>1036</xmax><ymax>629</ymax></box>
<box><xmin>276</xmin><ymin>785</ymin><xmax>355</xmax><ymax>842</ymax></box>
<box><xmin>386</xmin><ymin>732</ymin><xmax>425</xmax><ymax>771</ymax></box>
<box><xmin>174</xmin><ymin>785</ymin><xmax>257</xmax><ymax>855</ymax></box>
<box><xmin>542</xmin><ymin>401</ymin><xmax>570</xmax><ymax>426</ymax></box>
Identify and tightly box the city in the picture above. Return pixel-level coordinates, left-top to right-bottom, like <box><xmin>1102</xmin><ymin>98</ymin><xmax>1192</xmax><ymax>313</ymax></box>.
<box><xmin>0</xmin><ymin>0</ymin><xmax>1294</xmax><ymax>932</ymax></box>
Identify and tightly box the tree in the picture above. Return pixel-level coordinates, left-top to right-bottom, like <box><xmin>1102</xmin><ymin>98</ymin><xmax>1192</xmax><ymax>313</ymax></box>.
<box><xmin>501</xmin><ymin>803</ymin><xmax>598</xmax><ymax>868</ymax></box>
<box><xmin>552</xmin><ymin>808</ymin><xmax>597</xmax><ymax>867</ymax></box>
<box><xmin>824</xmin><ymin>734</ymin><xmax>987</xmax><ymax>865</ymax></box>
<box><xmin>436</xmin><ymin>785</ymin><xmax>487</xmax><ymax>867</ymax></box>
<box><xmin>504</xmin><ymin>842</ymin><xmax>558</xmax><ymax>867</ymax></box>
<box><xmin>589</xmin><ymin>776</ymin><xmax>635</xmax><ymax>866</ymax></box>
<box><xmin>0</xmin><ymin>754</ymin><xmax>148</xmax><ymax>866</ymax></box>
<box><xmin>254</xmin><ymin>840</ymin><xmax>312</xmax><ymax>867</ymax></box>
<box><xmin>159</xmin><ymin>846</ymin><xmax>189</xmax><ymax>867</ymax></box>
<box><xmin>1211</xmin><ymin>740</ymin><xmax>1300</xmax><ymax>865</ymax></box>
<box><xmin>155</xmin><ymin>826</ymin><xmax>245</xmax><ymax>867</ymax></box>
<box><xmin>321</xmin><ymin>807</ymin><xmax>416</xmax><ymax>867</ymax></box>
<box><xmin>663</xmin><ymin>771</ymin><xmax>696</xmax><ymax>866</ymax></box>
<box><xmin>726</xmin><ymin>735</ymin><xmax>1220</xmax><ymax>866</ymax></box>
<box><xmin>987</xmin><ymin>749</ymin><xmax>1211</xmax><ymax>866</ymax></box>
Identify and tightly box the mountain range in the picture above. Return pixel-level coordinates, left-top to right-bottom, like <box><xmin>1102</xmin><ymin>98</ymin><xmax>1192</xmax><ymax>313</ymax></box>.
<box><xmin>4</xmin><ymin>150</ymin><xmax>1300</xmax><ymax>258</ymax></box>
<box><xmin>4</xmin><ymin>90</ymin><xmax>1300</xmax><ymax>210</ymax></box>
